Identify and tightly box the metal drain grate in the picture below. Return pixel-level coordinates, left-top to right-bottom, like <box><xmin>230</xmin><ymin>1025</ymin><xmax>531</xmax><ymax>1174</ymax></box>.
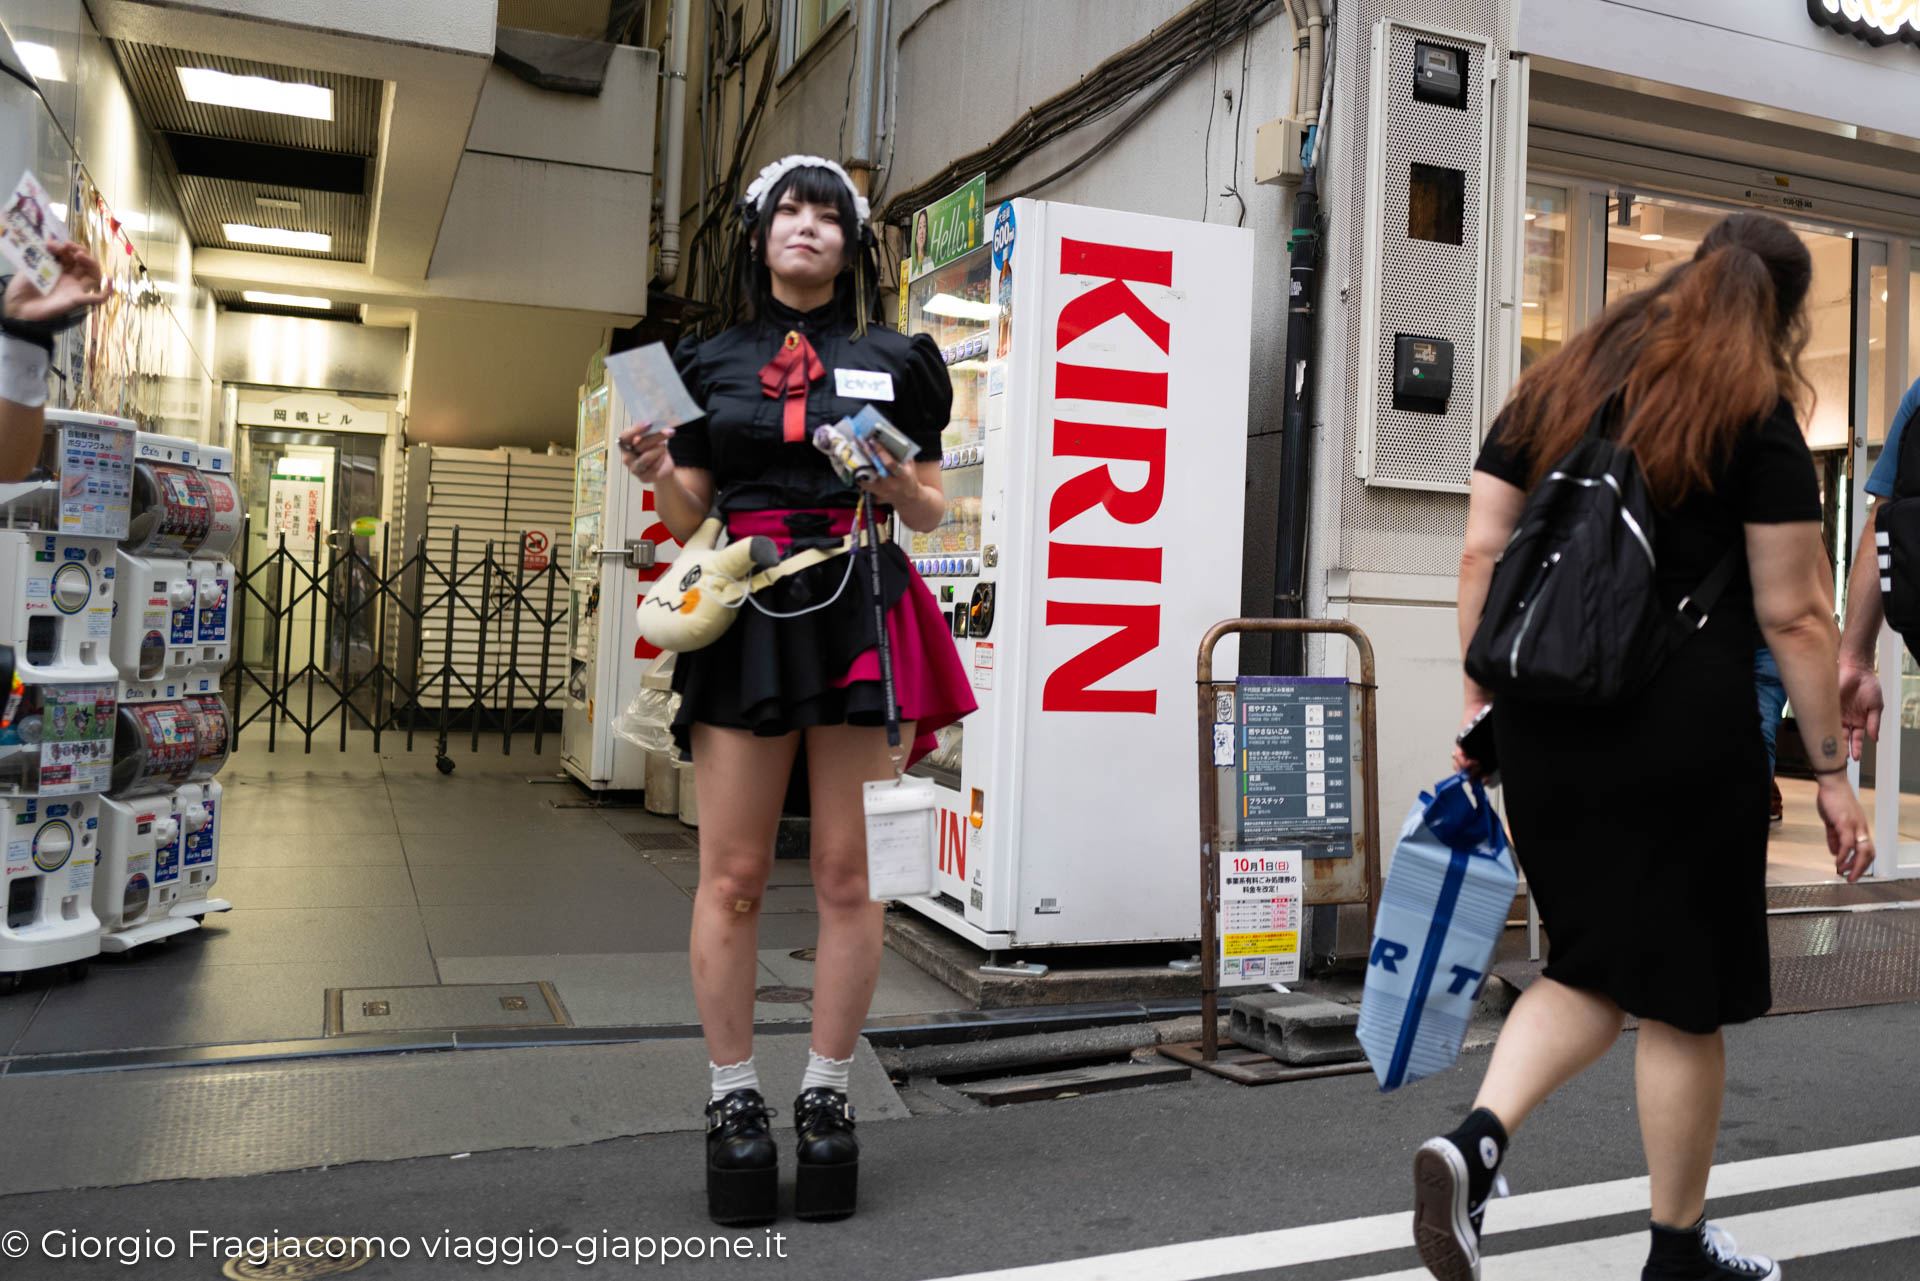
<box><xmin>1767</xmin><ymin>881</ymin><xmax>1920</xmax><ymax>911</ymax></box>
<box><xmin>325</xmin><ymin>982</ymin><xmax>569</xmax><ymax>1036</ymax></box>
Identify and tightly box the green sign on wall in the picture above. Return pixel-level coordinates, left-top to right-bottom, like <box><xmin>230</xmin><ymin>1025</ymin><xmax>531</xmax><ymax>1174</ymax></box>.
<box><xmin>909</xmin><ymin>175</ymin><xmax>987</xmax><ymax>280</ymax></box>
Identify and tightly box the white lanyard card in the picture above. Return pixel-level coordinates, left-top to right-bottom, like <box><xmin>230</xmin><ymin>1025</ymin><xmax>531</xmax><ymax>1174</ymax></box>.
<box><xmin>863</xmin><ymin>775</ymin><xmax>939</xmax><ymax>901</ymax></box>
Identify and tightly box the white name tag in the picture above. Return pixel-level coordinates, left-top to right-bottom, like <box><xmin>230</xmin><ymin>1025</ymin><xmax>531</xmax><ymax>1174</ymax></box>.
<box><xmin>835</xmin><ymin>368</ymin><xmax>895</xmax><ymax>400</ymax></box>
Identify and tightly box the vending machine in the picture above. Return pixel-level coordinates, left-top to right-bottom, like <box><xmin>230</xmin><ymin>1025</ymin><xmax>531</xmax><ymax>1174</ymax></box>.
<box><xmin>96</xmin><ymin>431</ymin><xmax>238</xmax><ymax>951</ymax></box>
<box><xmin>0</xmin><ymin>410</ymin><xmax>139</xmax><ymax>982</ymax></box>
<box><xmin>899</xmin><ymin>199</ymin><xmax>1252</xmax><ymax>948</ymax></box>
<box><xmin>562</xmin><ymin>377</ymin><xmax>684</xmax><ymax>791</ymax></box>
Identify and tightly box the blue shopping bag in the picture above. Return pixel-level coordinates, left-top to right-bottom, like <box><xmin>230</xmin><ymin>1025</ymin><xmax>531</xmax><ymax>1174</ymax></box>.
<box><xmin>1357</xmin><ymin>771</ymin><xmax>1517</xmax><ymax>1091</ymax></box>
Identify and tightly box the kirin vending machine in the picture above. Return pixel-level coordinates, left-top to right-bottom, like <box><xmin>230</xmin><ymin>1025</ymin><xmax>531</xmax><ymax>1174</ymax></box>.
<box><xmin>562</xmin><ymin>377</ymin><xmax>684</xmax><ymax>791</ymax></box>
<box><xmin>900</xmin><ymin>198</ymin><xmax>1252</xmax><ymax>947</ymax></box>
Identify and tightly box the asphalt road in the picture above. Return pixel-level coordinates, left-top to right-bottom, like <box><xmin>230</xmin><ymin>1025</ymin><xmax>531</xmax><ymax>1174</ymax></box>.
<box><xmin>3</xmin><ymin>1002</ymin><xmax>1919</xmax><ymax>1279</ymax></box>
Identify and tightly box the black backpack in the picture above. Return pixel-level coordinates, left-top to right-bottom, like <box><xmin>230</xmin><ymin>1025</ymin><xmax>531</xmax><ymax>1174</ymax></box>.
<box><xmin>1464</xmin><ymin>395</ymin><xmax>1738</xmax><ymax>705</ymax></box>
<box><xmin>1877</xmin><ymin>412</ymin><xmax>1920</xmax><ymax>641</ymax></box>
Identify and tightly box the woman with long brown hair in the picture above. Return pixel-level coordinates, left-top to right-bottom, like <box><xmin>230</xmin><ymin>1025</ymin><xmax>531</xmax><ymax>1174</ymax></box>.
<box><xmin>1417</xmin><ymin>211</ymin><xmax>1874</xmax><ymax>1281</ymax></box>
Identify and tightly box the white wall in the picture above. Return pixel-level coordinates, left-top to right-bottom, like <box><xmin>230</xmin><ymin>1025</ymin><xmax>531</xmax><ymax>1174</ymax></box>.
<box><xmin>406</xmin><ymin>306</ymin><xmax>606</xmax><ymax>451</ymax></box>
<box><xmin>0</xmin><ymin>0</ymin><xmax>218</xmax><ymax>435</ymax></box>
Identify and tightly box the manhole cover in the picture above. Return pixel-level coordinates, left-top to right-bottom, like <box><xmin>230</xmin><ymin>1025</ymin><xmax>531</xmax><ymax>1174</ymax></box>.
<box><xmin>222</xmin><ymin>1238</ymin><xmax>372</xmax><ymax>1278</ymax></box>
<box><xmin>755</xmin><ymin>985</ymin><xmax>813</xmax><ymax>1004</ymax></box>
<box><xmin>789</xmin><ymin>948</ymin><xmax>817</xmax><ymax>962</ymax></box>
<box><xmin>325</xmin><ymin>982</ymin><xmax>569</xmax><ymax>1036</ymax></box>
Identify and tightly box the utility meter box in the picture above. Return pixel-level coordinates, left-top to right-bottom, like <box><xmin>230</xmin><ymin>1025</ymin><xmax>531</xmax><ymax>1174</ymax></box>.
<box><xmin>1355</xmin><ymin>19</ymin><xmax>1495</xmax><ymax>492</ymax></box>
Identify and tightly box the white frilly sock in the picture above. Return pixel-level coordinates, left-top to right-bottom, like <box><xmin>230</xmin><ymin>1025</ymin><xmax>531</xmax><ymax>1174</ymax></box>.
<box><xmin>800</xmin><ymin>1049</ymin><xmax>853</xmax><ymax>1095</ymax></box>
<box><xmin>709</xmin><ymin>1056</ymin><xmax>760</xmax><ymax>1102</ymax></box>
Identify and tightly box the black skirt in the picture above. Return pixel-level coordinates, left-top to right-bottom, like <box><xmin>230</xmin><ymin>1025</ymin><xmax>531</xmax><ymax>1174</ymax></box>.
<box><xmin>1492</xmin><ymin>632</ymin><xmax>1771</xmax><ymax>1033</ymax></box>
<box><xmin>669</xmin><ymin>540</ymin><xmax>911</xmax><ymax>757</ymax></box>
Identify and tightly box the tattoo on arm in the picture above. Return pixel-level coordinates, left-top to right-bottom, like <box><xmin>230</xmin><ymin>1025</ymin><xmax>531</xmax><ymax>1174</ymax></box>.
<box><xmin>1822</xmin><ymin>735</ymin><xmax>1840</xmax><ymax>761</ymax></box>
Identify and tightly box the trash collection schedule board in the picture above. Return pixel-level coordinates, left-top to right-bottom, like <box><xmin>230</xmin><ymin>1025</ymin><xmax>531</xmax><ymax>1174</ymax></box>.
<box><xmin>1234</xmin><ymin>676</ymin><xmax>1354</xmax><ymax>857</ymax></box>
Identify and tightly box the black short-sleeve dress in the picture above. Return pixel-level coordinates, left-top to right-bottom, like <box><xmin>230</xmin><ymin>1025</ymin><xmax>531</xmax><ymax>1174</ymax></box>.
<box><xmin>1474</xmin><ymin>398</ymin><xmax>1820</xmax><ymax>1033</ymax></box>
<box><xmin>662</xmin><ymin>296</ymin><xmax>975</xmax><ymax>762</ymax></box>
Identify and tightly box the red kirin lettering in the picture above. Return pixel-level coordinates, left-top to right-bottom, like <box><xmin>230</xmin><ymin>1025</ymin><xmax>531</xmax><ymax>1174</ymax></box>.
<box><xmin>937</xmin><ymin>809</ymin><xmax>966</xmax><ymax>879</ymax></box>
<box><xmin>633</xmin><ymin>488</ymin><xmax>675</xmax><ymax>660</ymax></box>
<box><xmin>1042</xmin><ymin>237</ymin><xmax>1171</xmax><ymax>713</ymax></box>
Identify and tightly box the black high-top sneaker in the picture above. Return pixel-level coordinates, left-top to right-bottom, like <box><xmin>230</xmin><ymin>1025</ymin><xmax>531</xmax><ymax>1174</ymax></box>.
<box><xmin>1412</xmin><ymin>1115</ymin><xmax>1508</xmax><ymax>1281</ymax></box>
<box><xmin>704</xmin><ymin>1089</ymin><xmax>777</xmax><ymax>1227</ymax></box>
<box><xmin>1643</xmin><ymin>1218</ymin><xmax>1781</xmax><ymax>1281</ymax></box>
<box><xmin>793</xmin><ymin>1087</ymin><xmax>858</xmax><ymax>1222</ymax></box>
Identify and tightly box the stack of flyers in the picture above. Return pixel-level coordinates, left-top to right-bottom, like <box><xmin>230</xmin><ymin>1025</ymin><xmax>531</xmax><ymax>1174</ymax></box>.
<box><xmin>0</xmin><ymin>170</ymin><xmax>67</xmax><ymax>295</ymax></box>
<box><xmin>812</xmin><ymin>405</ymin><xmax>919</xmax><ymax>485</ymax></box>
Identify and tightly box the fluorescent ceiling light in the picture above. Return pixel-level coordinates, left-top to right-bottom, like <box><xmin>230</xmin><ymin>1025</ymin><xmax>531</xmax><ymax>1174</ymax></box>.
<box><xmin>224</xmin><ymin>223</ymin><xmax>330</xmax><ymax>252</ymax></box>
<box><xmin>1523</xmin><ymin>212</ymin><xmax>1536</xmax><ymax>221</ymax></box>
<box><xmin>1639</xmin><ymin>233</ymin><xmax>1664</xmax><ymax>242</ymax></box>
<box><xmin>177</xmin><ymin>66</ymin><xmax>332</xmax><ymax>120</ymax></box>
<box><xmin>243</xmin><ymin>290</ymin><xmax>331</xmax><ymax>310</ymax></box>
<box><xmin>113</xmin><ymin>210</ymin><xmax>149</xmax><ymax>233</ymax></box>
<box><xmin>1522</xmin><ymin>301</ymin><xmax>1541</xmax><ymax>309</ymax></box>
<box><xmin>922</xmin><ymin>293</ymin><xmax>996</xmax><ymax>322</ymax></box>
<box><xmin>16</xmin><ymin>42</ymin><xmax>63</xmax><ymax>82</ymax></box>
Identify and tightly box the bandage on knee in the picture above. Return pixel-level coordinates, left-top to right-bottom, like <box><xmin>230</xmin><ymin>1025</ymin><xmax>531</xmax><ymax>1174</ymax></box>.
<box><xmin>730</xmin><ymin>897</ymin><xmax>756</xmax><ymax>914</ymax></box>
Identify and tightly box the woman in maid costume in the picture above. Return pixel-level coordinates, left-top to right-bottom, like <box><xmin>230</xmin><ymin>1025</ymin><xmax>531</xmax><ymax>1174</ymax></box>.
<box><xmin>618</xmin><ymin>156</ymin><xmax>974</xmax><ymax>1226</ymax></box>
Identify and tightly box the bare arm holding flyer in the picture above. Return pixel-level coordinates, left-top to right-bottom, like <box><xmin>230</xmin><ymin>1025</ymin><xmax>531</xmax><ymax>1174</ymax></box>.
<box><xmin>0</xmin><ymin>239</ymin><xmax>110</xmax><ymax>480</ymax></box>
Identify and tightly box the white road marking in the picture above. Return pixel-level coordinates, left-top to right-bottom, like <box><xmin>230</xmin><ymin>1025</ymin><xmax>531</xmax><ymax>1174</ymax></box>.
<box><xmin>921</xmin><ymin>1136</ymin><xmax>1920</xmax><ymax>1281</ymax></box>
<box><xmin>1348</xmin><ymin>1186</ymin><xmax>1920</xmax><ymax>1280</ymax></box>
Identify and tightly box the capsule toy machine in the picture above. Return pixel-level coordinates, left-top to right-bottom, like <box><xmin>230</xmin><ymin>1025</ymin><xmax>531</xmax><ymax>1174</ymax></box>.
<box><xmin>112</xmin><ymin>433</ymin><xmax>239</xmax><ymax>704</ymax></box>
<box><xmin>97</xmin><ymin>432</ymin><xmax>236</xmax><ymax>947</ymax></box>
<box><xmin>899</xmin><ymin>197</ymin><xmax>1252</xmax><ymax>948</ymax></box>
<box><xmin>0</xmin><ymin>410</ymin><xmax>140</xmax><ymax>985</ymax></box>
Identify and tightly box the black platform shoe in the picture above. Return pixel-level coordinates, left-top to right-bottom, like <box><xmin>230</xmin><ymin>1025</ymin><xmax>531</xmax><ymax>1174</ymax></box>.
<box><xmin>793</xmin><ymin>1087</ymin><xmax>858</xmax><ymax>1222</ymax></box>
<box><xmin>705</xmin><ymin>1089</ymin><xmax>777</xmax><ymax>1227</ymax></box>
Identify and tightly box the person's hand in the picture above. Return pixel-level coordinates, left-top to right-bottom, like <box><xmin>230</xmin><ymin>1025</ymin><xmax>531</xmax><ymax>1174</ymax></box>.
<box><xmin>1816</xmin><ymin>773</ymin><xmax>1875</xmax><ymax>882</ymax></box>
<box><xmin>4</xmin><ymin>240</ymin><xmax>111</xmax><ymax>324</ymax></box>
<box><xmin>1451</xmin><ymin>701</ymin><xmax>1490</xmax><ymax>777</ymax></box>
<box><xmin>617</xmin><ymin>422</ymin><xmax>674</xmax><ymax>485</ymax></box>
<box><xmin>1839</xmin><ymin>660</ymin><xmax>1883</xmax><ymax>762</ymax></box>
<box><xmin>858</xmin><ymin>445</ymin><xmax>925</xmax><ymax>508</ymax></box>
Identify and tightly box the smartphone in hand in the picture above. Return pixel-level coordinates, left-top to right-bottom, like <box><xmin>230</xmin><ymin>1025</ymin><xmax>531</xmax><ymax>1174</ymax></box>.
<box><xmin>1456</xmin><ymin>705</ymin><xmax>1500</xmax><ymax>784</ymax></box>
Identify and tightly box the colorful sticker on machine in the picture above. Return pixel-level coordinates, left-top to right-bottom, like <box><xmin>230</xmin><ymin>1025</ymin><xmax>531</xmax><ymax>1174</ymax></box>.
<box><xmin>909</xmin><ymin>175</ymin><xmax>987</xmax><ymax>280</ymax></box>
<box><xmin>992</xmin><ymin>203</ymin><xmax>1015</xmax><ymax>359</ymax></box>
<box><xmin>155</xmin><ymin>823</ymin><xmax>181</xmax><ymax>884</ymax></box>
<box><xmin>67</xmin><ymin>851</ymin><xmax>92</xmax><ymax>891</ymax></box>
<box><xmin>37</xmin><ymin>683</ymin><xmax>115</xmax><ymax>796</ymax></box>
<box><xmin>197</xmin><ymin>579</ymin><xmax>229</xmax><ymax>643</ymax></box>
<box><xmin>170</xmin><ymin>577</ymin><xmax>197</xmax><ymax>646</ymax></box>
<box><xmin>57</xmin><ymin>424</ymin><xmax>135</xmax><ymax>540</ymax></box>
<box><xmin>184</xmin><ymin>797</ymin><xmax>216</xmax><ymax>867</ymax></box>
<box><xmin>1219</xmin><ymin>849</ymin><xmax>1303</xmax><ymax>986</ymax></box>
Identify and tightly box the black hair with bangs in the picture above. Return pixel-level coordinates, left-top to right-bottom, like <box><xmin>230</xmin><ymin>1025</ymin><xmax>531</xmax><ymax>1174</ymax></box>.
<box><xmin>737</xmin><ymin>164</ymin><xmax>884</xmax><ymax>337</ymax></box>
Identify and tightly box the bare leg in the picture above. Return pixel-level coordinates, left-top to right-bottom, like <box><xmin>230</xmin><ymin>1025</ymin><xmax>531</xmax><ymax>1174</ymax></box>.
<box><xmin>1472</xmin><ymin>976</ymin><xmax>1626</xmax><ymax>1134</ymax></box>
<box><xmin>802</xmin><ymin>721</ymin><xmax>914</xmax><ymax>1060</ymax></box>
<box><xmin>1637</xmin><ymin>1019</ymin><xmax>1726</xmax><ymax>1227</ymax></box>
<box><xmin>689</xmin><ymin>724</ymin><xmax>799</xmax><ymax>1066</ymax></box>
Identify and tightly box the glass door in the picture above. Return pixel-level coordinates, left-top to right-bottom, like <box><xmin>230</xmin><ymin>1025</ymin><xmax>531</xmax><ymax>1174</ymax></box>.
<box><xmin>1872</xmin><ymin>242</ymin><xmax>1918</xmax><ymax>878</ymax></box>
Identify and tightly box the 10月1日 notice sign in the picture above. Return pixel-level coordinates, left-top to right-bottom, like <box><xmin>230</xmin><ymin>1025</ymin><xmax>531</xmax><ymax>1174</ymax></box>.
<box><xmin>1233</xmin><ymin>676</ymin><xmax>1354</xmax><ymax>858</ymax></box>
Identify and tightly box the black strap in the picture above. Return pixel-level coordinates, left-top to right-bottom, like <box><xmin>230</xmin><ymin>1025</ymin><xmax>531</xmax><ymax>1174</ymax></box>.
<box><xmin>859</xmin><ymin>498</ymin><xmax>901</xmax><ymax>752</ymax></box>
<box><xmin>1673</xmin><ymin>548</ymin><xmax>1741</xmax><ymax>633</ymax></box>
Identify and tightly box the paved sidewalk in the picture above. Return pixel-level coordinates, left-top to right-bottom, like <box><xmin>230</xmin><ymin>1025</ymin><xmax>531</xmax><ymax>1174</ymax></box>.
<box><xmin>0</xmin><ymin>732</ymin><xmax>965</xmax><ymax>1064</ymax></box>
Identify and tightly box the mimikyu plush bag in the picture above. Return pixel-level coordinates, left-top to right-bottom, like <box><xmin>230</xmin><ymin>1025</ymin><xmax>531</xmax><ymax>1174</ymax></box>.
<box><xmin>1357</xmin><ymin>771</ymin><xmax>1517</xmax><ymax>1091</ymax></box>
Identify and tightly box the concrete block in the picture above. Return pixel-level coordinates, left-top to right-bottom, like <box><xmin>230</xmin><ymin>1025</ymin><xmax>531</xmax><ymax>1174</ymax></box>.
<box><xmin>1228</xmin><ymin>991</ymin><xmax>1363</xmax><ymax>1066</ymax></box>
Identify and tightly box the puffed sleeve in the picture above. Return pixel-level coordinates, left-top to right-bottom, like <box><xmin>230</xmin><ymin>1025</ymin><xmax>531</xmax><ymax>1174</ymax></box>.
<box><xmin>1734</xmin><ymin>398</ymin><xmax>1821</xmax><ymax>524</ymax></box>
<box><xmin>666</xmin><ymin>332</ymin><xmax>713</xmax><ymax>470</ymax></box>
<box><xmin>900</xmin><ymin>333</ymin><xmax>954</xmax><ymax>461</ymax></box>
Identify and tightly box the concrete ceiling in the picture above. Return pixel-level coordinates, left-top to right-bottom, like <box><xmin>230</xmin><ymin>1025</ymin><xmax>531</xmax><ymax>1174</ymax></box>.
<box><xmin>90</xmin><ymin>0</ymin><xmax>493</xmax><ymax>284</ymax></box>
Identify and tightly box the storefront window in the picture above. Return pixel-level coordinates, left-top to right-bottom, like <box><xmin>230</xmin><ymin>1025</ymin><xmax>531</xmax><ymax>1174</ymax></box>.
<box><xmin>1520</xmin><ymin>184</ymin><xmax>1570</xmax><ymax>371</ymax></box>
